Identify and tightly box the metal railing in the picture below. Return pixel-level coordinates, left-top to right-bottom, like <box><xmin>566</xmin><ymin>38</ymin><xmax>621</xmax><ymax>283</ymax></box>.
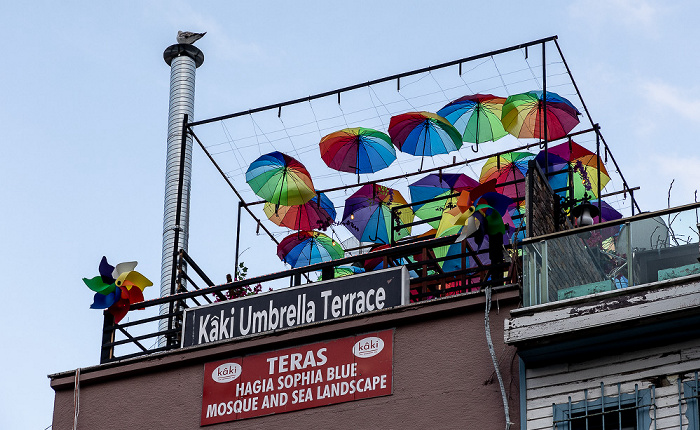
<box><xmin>522</xmin><ymin>202</ymin><xmax>700</xmax><ymax>307</ymax></box>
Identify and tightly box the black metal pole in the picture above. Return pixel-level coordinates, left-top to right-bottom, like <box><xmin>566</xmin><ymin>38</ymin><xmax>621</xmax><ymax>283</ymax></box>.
<box><xmin>542</xmin><ymin>42</ymin><xmax>549</xmax><ymax>168</ymax></box>
<box><xmin>100</xmin><ymin>311</ymin><xmax>115</xmax><ymax>364</ymax></box>
<box><xmin>234</xmin><ymin>201</ymin><xmax>242</xmax><ymax>280</ymax></box>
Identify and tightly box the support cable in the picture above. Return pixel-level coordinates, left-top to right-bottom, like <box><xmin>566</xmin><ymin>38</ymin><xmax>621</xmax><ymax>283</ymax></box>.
<box><xmin>485</xmin><ymin>286</ymin><xmax>512</xmax><ymax>430</ymax></box>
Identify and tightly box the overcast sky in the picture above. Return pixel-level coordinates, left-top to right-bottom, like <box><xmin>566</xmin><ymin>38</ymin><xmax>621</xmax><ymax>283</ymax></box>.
<box><xmin>1</xmin><ymin>1</ymin><xmax>699</xmax><ymax>428</ymax></box>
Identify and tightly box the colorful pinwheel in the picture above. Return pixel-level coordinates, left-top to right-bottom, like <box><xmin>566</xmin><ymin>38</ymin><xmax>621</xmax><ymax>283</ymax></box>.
<box><xmin>501</xmin><ymin>91</ymin><xmax>580</xmax><ymax>140</ymax></box>
<box><xmin>534</xmin><ymin>140</ymin><xmax>610</xmax><ymax>200</ymax></box>
<box><xmin>246</xmin><ymin>151</ymin><xmax>315</xmax><ymax>206</ymax></box>
<box><xmin>277</xmin><ymin>231</ymin><xmax>344</xmax><ymax>268</ymax></box>
<box><xmin>319</xmin><ymin>127</ymin><xmax>396</xmax><ymax>175</ymax></box>
<box><xmin>408</xmin><ymin>173</ymin><xmax>479</xmax><ymax>228</ymax></box>
<box><xmin>264</xmin><ymin>191</ymin><xmax>336</xmax><ymax>231</ymax></box>
<box><xmin>341</xmin><ymin>184</ymin><xmax>414</xmax><ymax>245</ymax></box>
<box><xmin>479</xmin><ymin>151</ymin><xmax>535</xmax><ymax>207</ymax></box>
<box><xmin>83</xmin><ymin>256</ymin><xmax>153</xmax><ymax>323</ymax></box>
<box><xmin>437</xmin><ymin>94</ymin><xmax>508</xmax><ymax>152</ymax></box>
<box><xmin>388</xmin><ymin>111</ymin><xmax>463</xmax><ymax>158</ymax></box>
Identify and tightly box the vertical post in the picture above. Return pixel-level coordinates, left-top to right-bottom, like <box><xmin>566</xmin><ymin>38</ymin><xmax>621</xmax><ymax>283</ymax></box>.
<box><xmin>100</xmin><ymin>311</ymin><xmax>115</xmax><ymax>364</ymax></box>
<box><xmin>542</xmin><ymin>42</ymin><xmax>548</xmax><ymax>169</ymax></box>
<box><xmin>234</xmin><ymin>201</ymin><xmax>243</xmax><ymax>279</ymax></box>
<box><xmin>159</xmin><ymin>42</ymin><xmax>204</xmax><ymax>346</ymax></box>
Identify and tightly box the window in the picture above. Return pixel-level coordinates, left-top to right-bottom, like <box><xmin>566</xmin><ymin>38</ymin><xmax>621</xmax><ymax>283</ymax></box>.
<box><xmin>683</xmin><ymin>374</ymin><xmax>700</xmax><ymax>430</ymax></box>
<box><xmin>553</xmin><ymin>384</ymin><xmax>652</xmax><ymax>430</ymax></box>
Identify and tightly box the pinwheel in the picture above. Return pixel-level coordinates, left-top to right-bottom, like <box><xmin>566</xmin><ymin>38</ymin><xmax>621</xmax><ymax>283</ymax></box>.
<box><xmin>479</xmin><ymin>151</ymin><xmax>535</xmax><ymax>207</ymax></box>
<box><xmin>83</xmin><ymin>256</ymin><xmax>153</xmax><ymax>323</ymax></box>
<box><xmin>501</xmin><ymin>91</ymin><xmax>580</xmax><ymax>140</ymax></box>
<box><xmin>388</xmin><ymin>112</ymin><xmax>462</xmax><ymax>166</ymax></box>
<box><xmin>319</xmin><ymin>127</ymin><xmax>396</xmax><ymax>175</ymax></box>
<box><xmin>246</xmin><ymin>151</ymin><xmax>315</xmax><ymax>207</ymax></box>
<box><xmin>277</xmin><ymin>231</ymin><xmax>344</xmax><ymax>268</ymax></box>
<box><xmin>264</xmin><ymin>191</ymin><xmax>336</xmax><ymax>231</ymax></box>
<box><xmin>534</xmin><ymin>140</ymin><xmax>610</xmax><ymax>201</ymax></box>
<box><xmin>437</xmin><ymin>94</ymin><xmax>508</xmax><ymax>152</ymax></box>
<box><xmin>408</xmin><ymin>173</ymin><xmax>479</xmax><ymax>229</ymax></box>
<box><xmin>341</xmin><ymin>184</ymin><xmax>414</xmax><ymax>245</ymax></box>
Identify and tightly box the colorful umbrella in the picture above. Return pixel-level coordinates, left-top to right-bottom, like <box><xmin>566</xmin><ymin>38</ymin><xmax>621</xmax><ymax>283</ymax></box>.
<box><xmin>501</xmin><ymin>91</ymin><xmax>580</xmax><ymax>140</ymax></box>
<box><xmin>408</xmin><ymin>173</ymin><xmax>479</xmax><ymax>229</ymax></box>
<box><xmin>319</xmin><ymin>127</ymin><xmax>396</xmax><ymax>175</ymax></box>
<box><xmin>388</xmin><ymin>111</ymin><xmax>463</xmax><ymax>158</ymax></box>
<box><xmin>277</xmin><ymin>231</ymin><xmax>344</xmax><ymax>268</ymax></box>
<box><xmin>534</xmin><ymin>140</ymin><xmax>610</xmax><ymax>200</ymax></box>
<box><xmin>362</xmin><ymin>244</ymin><xmax>417</xmax><ymax>275</ymax></box>
<box><xmin>341</xmin><ymin>184</ymin><xmax>414</xmax><ymax>244</ymax></box>
<box><xmin>479</xmin><ymin>151</ymin><xmax>535</xmax><ymax>206</ymax></box>
<box><xmin>319</xmin><ymin>265</ymin><xmax>365</xmax><ymax>280</ymax></box>
<box><xmin>246</xmin><ymin>151</ymin><xmax>315</xmax><ymax>206</ymax></box>
<box><xmin>264</xmin><ymin>191</ymin><xmax>336</xmax><ymax>231</ymax></box>
<box><xmin>437</xmin><ymin>94</ymin><xmax>508</xmax><ymax>152</ymax></box>
<box><xmin>590</xmin><ymin>199</ymin><xmax>623</xmax><ymax>224</ymax></box>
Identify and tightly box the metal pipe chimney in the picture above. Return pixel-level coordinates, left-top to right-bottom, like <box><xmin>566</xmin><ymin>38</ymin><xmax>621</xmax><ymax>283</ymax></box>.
<box><xmin>160</xmin><ymin>43</ymin><xmax>204</xmax><ymax>342</ymax></box>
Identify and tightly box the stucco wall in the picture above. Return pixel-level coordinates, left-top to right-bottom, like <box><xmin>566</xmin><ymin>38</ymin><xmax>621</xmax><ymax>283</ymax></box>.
<box><xmin>51</xmin><ymin>288</ymin><xmax>520</xmax><ymax>430</ymax></box>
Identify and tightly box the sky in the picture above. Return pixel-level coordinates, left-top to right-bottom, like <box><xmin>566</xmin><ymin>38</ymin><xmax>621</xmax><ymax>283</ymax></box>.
<box><xmin>1</xmin><ymin>1</ymin><xmax>699</xmax><ymax>428</ymax></box>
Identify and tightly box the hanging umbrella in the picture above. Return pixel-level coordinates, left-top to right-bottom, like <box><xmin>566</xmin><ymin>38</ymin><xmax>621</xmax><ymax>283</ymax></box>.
<box><xmin>319</xmin><ymin>127</ymin><xmax>396</xmax><ymax>175</ymax></box>
<box><xmin>479</xmin><ymin>151</ymin><xmax>535</xmax><ymax>207</ymax></box>
<box><xmin>362</xmin><ymin>244</ymin><xmax>417</xmax><ymax>275</ymax></box>
<box><xmin>246</xmin><ymin>151</ymin><xmax>315</xmax><ymax>206</ymax></box>
<box><xmin>501</xmin><ymin>91</ymin><xmax>580</xmax><ymax>140</ymax></box>
<box><xmin>341</xmin><ymin>184</ymin><xmax>414</xmax><ymax>244</ymax></box>
<box><xmin>534</xmin><ymin>140</ymin><xmax>610</xmax><ymax>201</ymax></box>
<box><xmin>408</xmin><ymin>173</ymin><xmax>479</xmax><ymax>229</ymax></box>
<box><xmin>319</xmin><ymin>265</ymin><xmax>365</xmax><ymax>280</ymax></box>
<box><xmin>388</xmin><ymin>111</ymin><xmax>463</xmax><ymax>158</ymax></box>
<box><xmin>590</xmin><ymin>199</ymin><xmax>623</xmax><ymax>223</ymax></box>
<box><xmin>437</xmin><ymin>94</ymin><xmax>508</xmax><ymax>152</ymax></box>
<box><xmin>277</xmin><ymin>231</ymin><xmax>344</xmax><ymax>268</ymax></box>
<box><xmin>264</xmin><ymin>191</ymin><xmax>336</xmax><ymax>231</ymax></box>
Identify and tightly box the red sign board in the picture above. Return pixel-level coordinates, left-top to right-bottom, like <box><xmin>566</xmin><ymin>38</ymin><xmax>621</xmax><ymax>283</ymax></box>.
<box><xmin>201</xmin><ymin>329</ymin><xmax>393</xmax><ymax>426</ymax></box>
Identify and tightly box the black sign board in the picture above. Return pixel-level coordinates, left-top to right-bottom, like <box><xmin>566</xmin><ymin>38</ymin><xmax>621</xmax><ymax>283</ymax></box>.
<box><xmin>182</xmin><ymin>266</ymin><xmax>408</xmax><ymax>347</ymax></box>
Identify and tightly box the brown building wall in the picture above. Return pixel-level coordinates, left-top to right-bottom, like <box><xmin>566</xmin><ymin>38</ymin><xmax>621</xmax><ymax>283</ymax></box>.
<box><xmin>51</xmin><ymin>287</ymin><xmax>520</xmax><ymax>430</ymax></box>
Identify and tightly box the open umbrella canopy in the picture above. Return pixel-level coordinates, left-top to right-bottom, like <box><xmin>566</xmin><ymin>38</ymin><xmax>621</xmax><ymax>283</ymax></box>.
<box><xmin>408</xmin><ymin>173</ymin><xmax>479</xmax><ymax>228</ymax></box>
<box><xmin>501</xmin><ymin>91</ymin><xmax>580</xmax><ymax>140</ymax></box>
<box><xmin>341</xmin><ymin>184</ymin><xmax>414</xmax><ymax>244</ymax></box>
<box><xmin>534</xmin><ymin>140</ymin><xmax>610</xmax><ymax>200</ymax></box>
<box><xmin>479</xmin><ymin>151</ymin><xmax>535</xmax><ymax>206</ymax></box>
<box><xmin>319</xmin><ymin>127</ymin><xmax>396</xmax><ymax>174</ymax></box>
<box><xmin>264</xmin><ymin>191</ymin><xmax>336</xmax><ymax>231</ymax></box>
<box><xmin>277</xmin><ymin>231</ymin><xmax>344</xmax><ymax>268</ymax></box>
<box><xmin>388</xmin><ymin>111</ymin><xmax>463</xmax><ymax>157</ymax></box>
<box><xmin>246</xmin><ymin>151</ymin><xmax>315</xmax><ymax>206</ymax></box>
<box><xmin>437</xmin><ymin>94</ymin><xmax>508</xmax><ymax>151</ymax></box>
<box><xmin>318</xmin><ymin>265</ymin><xmax>365</xmax><ymax>280</ymax></box>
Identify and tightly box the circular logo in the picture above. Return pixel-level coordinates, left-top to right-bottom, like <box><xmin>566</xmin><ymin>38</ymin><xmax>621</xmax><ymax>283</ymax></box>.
<box><xmin>212</xmin><ymin>362</ymin><xmax>242</xmax><ymax>383</ymax></box>
<box><xmin>352</xmin><ymin>336</ymin><xmax>384</xmax><ymax>358</ymax></box>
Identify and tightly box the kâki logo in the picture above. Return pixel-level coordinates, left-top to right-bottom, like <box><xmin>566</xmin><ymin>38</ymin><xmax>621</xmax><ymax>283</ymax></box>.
<box><xmin>352</xmin><ymin>336</ymin><xmax>384</xmax><ymax>358</ymax></box>
<box><xmin>212</xmin><ymin>362</ymin><xmax>242</xmax><ymax>383</ymax></box>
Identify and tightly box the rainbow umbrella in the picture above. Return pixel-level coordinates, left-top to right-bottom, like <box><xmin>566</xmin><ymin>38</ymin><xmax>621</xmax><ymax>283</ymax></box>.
<box><xmin>408</xmin><ymin>173</ymin><xmax>479</xmax><ymax>228</ymax></box>
<box><xmin>479</xmin><ymin>151</ymin><xmax>535</xmax><ymax>207</ymax></box>
<box><xmin>534</xmin><ymin>140</ymin><xmax>610</xmax><ymax>200</ymax></box>
<box><xmin>277</xmin><ymin>231</ymin><xmax>344</xmax><ymax>268</ymax></box>
<box><xmin>246</xmin><ymin>151</ymin><xmax>315</xmax><ymax>206</ymax></box>
<box><xmin>341</xmin><ymin>184</ymin><xmax>414</xmax><ymax>244</ymax></box>
<box><xmin>501</xmin><ymin>91</ymin><xmax>580</xmax><ymax>140</ymax></box>
<box><xmin>437</xmin><ymin>94</ymin><xmax>508</xmax><ymax>152</ymax></box>
<box><xmin>388</xmin><ymin>111</ymin><xmax>463</xmax><ymax>157</ymax></box>
<box><xmin>319</xmin><ymin>127</ymin><xmax>396</xmax><ymax>175</ymax></box>
<box><xmin>264</xmin><ymin>191</ymin><xmax>336</xmax><ymax>231</ymax></box>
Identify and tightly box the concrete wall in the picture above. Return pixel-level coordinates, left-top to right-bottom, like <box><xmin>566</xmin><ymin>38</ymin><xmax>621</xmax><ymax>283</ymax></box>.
<box><xmin>51</xmin><ymin>287</ymin><xmax>520</xmax><ymax>430</ymax></box>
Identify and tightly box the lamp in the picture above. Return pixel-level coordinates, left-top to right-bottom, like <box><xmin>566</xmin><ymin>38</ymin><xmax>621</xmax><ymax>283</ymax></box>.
<box><xmin>571</xmin><ymin>199</ymin><xmax>599</xmax><ymax>227</ymax></box>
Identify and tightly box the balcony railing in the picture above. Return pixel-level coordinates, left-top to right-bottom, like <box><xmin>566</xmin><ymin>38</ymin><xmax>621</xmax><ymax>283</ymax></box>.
<box><xmin>522</xmin><ymin>202</ymin><xmax>700</xmax><ymax>307</ymax></box>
